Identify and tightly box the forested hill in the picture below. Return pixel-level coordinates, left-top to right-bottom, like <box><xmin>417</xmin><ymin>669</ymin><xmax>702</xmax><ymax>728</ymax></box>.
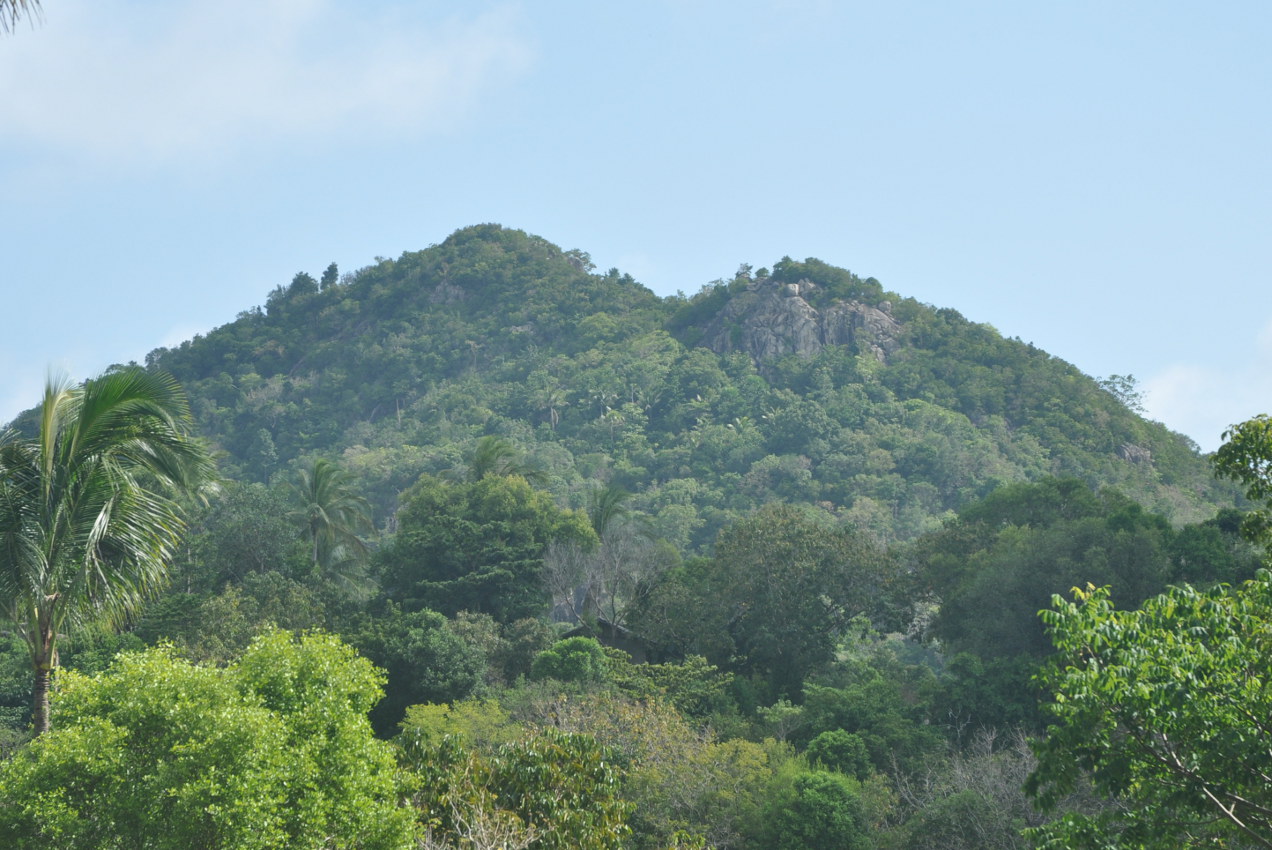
<box><xmin>144</xmin><ymin>223</ymin><xmax>1231</xmax><ymax>546</ymax></box>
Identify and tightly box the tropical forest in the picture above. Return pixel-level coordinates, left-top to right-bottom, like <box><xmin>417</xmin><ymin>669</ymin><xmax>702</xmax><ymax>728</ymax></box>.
<box><xmin>2</xmin><ymin>224</ymin><xmax>1270</xmax><ymax>849</ymax></box>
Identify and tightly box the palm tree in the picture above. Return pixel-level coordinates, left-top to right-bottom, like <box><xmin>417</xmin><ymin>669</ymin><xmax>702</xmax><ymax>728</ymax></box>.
<box><xmin>450</xmin><ymin>436</ymin><xmax>547</xmax><ymax>485</ymax></box>
<box><xmin>587</xmin><ymin>483</ymin><xmax>632</xmax><ymax>539</ymax></box>
<box><xmin>2</xmin><ymin>0</ymin><xmax>41</xmax><ymax>32</ymax></box>
<box><xmin>286</xmin><ymin>458</ymin><xmax>373</xmax><ymax>587</ymax></box>
<box><xmin>0</xmin><ymin>369</ymin><xmax>216</xmax><ymax>734</ymax></box>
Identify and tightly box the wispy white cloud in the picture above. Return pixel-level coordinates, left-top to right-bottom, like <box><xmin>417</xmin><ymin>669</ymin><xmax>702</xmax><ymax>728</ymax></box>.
<box><xmin>0</xmin><ymin>0</ymin><xmax>532</xmax><ymax>165</ymax></box>
<box><xmin>1143</xmin><ymin>315</ymin><xmax>1272</xmax><ymax>453</ymax></box>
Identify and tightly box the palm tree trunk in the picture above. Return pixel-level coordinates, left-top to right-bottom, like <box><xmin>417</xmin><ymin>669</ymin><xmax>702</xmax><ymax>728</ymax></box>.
<box><xmin>30</xmin><ymin>626</ymin><xmax>55</xmax><ymax>735</ymax></box>
<box><xmin>32</xmin><ymin>664</ymin><xmax>51</xmax><ymax>735</ymax></box>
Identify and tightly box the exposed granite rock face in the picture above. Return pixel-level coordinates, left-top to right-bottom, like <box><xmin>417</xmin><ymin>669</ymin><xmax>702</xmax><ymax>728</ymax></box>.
<box><xmin>429</xmin><ymin>279</ymin><xmax>466</xmax><ymax>305</ymax></box>
<box><xmin>701</xmin><ymin>279</ymin><xmax>902</xmax><ymax>363</ymax></box>
<box><xmin>1118</xmin><ymin>443</ymin><xmax>1153</xmax><ymax>465</ymax></box>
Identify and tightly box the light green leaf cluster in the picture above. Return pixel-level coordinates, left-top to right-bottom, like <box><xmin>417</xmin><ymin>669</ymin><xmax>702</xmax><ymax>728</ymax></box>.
<box><xmin>1215</xmin><ymin>414</ymin><xmax>1272</xmax><ymax>544</ymax></box>
<box><xmin>403</xmin><ymin>727</ymin><xmax>630</xmax><ymax>850</ymax></box>
<box><xmin>1027</xmin><ymin>572</ymin><xmax>1272</xmax><ymax>849</ymax></box>
<box><xmin>0</xmin><ymin>630</ymin><xmax>415</xmax><ymax>849</ymax></box>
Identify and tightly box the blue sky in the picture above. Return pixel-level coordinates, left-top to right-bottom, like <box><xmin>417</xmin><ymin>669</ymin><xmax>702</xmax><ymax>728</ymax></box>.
<box><xmin>2</xmin><ymin>0</ymin><xmax>1269</xmax><ymax>451</ymax></box>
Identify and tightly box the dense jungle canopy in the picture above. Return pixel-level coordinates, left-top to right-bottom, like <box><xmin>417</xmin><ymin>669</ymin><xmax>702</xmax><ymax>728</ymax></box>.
<box><xmin>1</xmin><ymin>224</ymin><xmax>1264</xmax><ymax>849</ymax></box>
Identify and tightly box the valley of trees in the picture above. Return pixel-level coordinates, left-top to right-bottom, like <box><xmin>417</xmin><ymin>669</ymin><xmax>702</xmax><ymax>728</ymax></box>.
<box><xmin>0</xmin><ymin>225</ymin><xmax>1268</xmax><ymax>848</ymax></box>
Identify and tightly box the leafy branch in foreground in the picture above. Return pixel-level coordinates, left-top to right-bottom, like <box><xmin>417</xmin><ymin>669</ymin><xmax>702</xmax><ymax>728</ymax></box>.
<box><xmin>1215</xmin><ymin>413</ymin><xmax>1272</xmax><ymax>544</ymax></box>
<box><xmin>1026</xmin><ymin>573</ymin><xmax>1272</xmax><ymax>849</ymax></box>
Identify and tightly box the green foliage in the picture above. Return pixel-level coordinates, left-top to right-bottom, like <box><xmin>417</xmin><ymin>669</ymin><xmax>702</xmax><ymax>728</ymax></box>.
<box><xmin>0</xmin><ymin>630</ymin><xmax>415</xmax><ymax>849</ymax></box>
<box><xmin>917</xmin><ymin>478</ymin><xmax>1197</xmax><ymax>731</ymax></box>
<box><xmin>350</xmin><ymin>604</ymin><xmax>487</xmax><ymax>735</ymax></box>
<box><xmin>638</xmin><ymin>504</ymin><xmax>892</xmax><ymax>698</ymax></box>
<box><xmin>288</xmin><ymin>270</ymin><xmax>319</xmax><ymax>297</ymax></box>
<box><xmin>378</xmin><ymin>472</ymin><xmax>596</xmax><ymax>621</ymax></box>
<box><xmin>806</xmin><ymin>729</ymin><xmax>872</xmax><ymax>780</ymax></box>
<box><xmin>0</xmin><ymin>631</ymin><xmax>31</xmax><ymax>734</ymax></box>
<box><xmin>1169</xmin><ymin>510</ymin><xmax>1263</xmax><ymax>586</ymax></box>
<box><xmin>800</xmin><ymin>677</ymin><xmax>943</xmax><ymax>778</ymax></box>
<box><xmin>496</xmin><ymin>688</ymin><xmax>780</xmax><ymax>850</ymax></box>
<box><xmin>530</xmin><ymin>636</ymin><xmax>609</xmax><ymax>684</ymax></box>
<box><xmin>763</xmin><ymin>769</ymin><xmax>871</xmax><ymax>850</ymax></box>
<box><xmin>1026</xmin><ymin>575</ymin><xmax>1272</xmax><ymax>849</ymax></box>
<box><xmin>1214</xmin><ymin>413</ymin><xmax>1272</xmax><ymax>543</ymax></box>
<box><xmin>137</xmin><ymin>224</ymin><xmax>1229</xmax><ymax>553</ymax></box>
<box><xmin>176</xmin><ymin>571</ymin><xmax>329</xmax><ymax>664</ymax></box>
<box><xmin>286</xmin><ymin>456</ymin><xmax>374</xmax><ymax>587</ymax></box>
<box><xmin>446</xmin><ymin>611</ymin><xmax>557</xmax><ymax>687</ymax></box>
<box><xmin>0</xmin><ymin>368</ymin><xmax>217</xmax><ymax>733</ymax></box>
<box><xmin>457</xmin><ymin>435</ymin><xmax>547</xmax><ymax>484</ymax></box>
<box><xmin>400</xmin><ymin>698</ymin><xmax>521</xmax><ymax>749</ymax></box>
<box><xmin>174</xmin><ymin>482</ymin><xmax>306</xmax><ymax>591</ymax></box>
<box><xmin>606</xmin><ymin>653</ymin><xmax>736</xmax><ymax>720</ymax></box>
<box><xmin>402</xmin><ymin>728</ymin><xmax>631</xmax><ymax>850</ymax></box>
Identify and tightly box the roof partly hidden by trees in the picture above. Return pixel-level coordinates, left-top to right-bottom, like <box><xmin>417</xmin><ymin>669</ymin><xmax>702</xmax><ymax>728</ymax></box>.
<box><xmin>137</xmin><ymin>223</ymin><xmax>1234</xmax><ymax>548</ymax></box>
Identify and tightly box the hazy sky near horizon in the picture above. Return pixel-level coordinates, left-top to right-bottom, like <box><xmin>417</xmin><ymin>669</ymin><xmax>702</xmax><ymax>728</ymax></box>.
<box><xmin>2</xmin><ymin>1</ymin><xmax>1269</xmax><ymax>452</ymax></box>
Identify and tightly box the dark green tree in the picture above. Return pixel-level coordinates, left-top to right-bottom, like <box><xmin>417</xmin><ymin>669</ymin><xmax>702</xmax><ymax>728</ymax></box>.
<box><xmin>350</xmin><ymin>605</ymin><xmax>487</xmax><ymax>735</ymax></box>
<box><xmin>175</xmin><ymin>482</ymin><xmax>305</xmax><ymax>591</ymax></box>
<box><xmin>765</xmin><ymin>770</ymin><xmax>871</xmax><ymax>850</ymax></box>
<box><xmin>639</xmin><ymin>504</ymin><xmax>890</xmax><ymax>699</ymax></box>
<box><xmin>287</xmin><ymin>271</ymin><xmax>319</xmax><ymax>297</ymax></box>
<box><xmin>917</xmin><ymin>479</ymin><xmax>1181</xmax><ymax>730</ymax></box>
<box><xmin>320</xmin><ymin>262</ymin><xmax>339</xmax><ymax>290</ymax></box>
<box><xmin>806</xmin><ymin>729</ymin><xmax>871</xmax><ymax>780</ymax></box>
<box><xmin>379</xmin><ymin>473</ymin><xmax>596</xmax><ymax>621</ymax></box>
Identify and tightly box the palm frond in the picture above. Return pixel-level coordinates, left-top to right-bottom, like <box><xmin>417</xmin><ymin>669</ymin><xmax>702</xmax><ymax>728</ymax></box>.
<box><xmin>1</xmin><ymin>0</ymin><xmax>42</xmax><ymax>35</ymax></box>
<box><xmin>0</xmin><ymin>367</ymin><xmax>217</xmax><ymax>733</ymax></box>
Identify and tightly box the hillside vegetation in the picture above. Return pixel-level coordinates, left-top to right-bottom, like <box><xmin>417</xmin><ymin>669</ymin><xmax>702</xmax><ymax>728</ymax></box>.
<box><xmin>145</xmin><ymin>223</ymin><xmax>1231</xmax><ymax>545</ymax></box>
<box><xmin>1</xmin><ymin>224</ymin><xmax>1260</xmax><ymax>849</ymax></box>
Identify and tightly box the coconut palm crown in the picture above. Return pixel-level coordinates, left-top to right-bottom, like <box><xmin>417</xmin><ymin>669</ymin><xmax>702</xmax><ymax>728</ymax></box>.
<box><xmin>287</xmin><ymin>457</ymin><xmax>373</xmax><ymax>585</ymax></box>
<box><xmin>0</xmin><ymin>368</ymin><xmax>217</xmax><ymax>734</ymax></box>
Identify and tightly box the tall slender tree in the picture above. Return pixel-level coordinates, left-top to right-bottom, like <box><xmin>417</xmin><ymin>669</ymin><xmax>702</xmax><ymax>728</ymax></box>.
<box><xmin>286</xmin><ymin>457</ymin><xmax>373</xmax><ymax>587</ymax></box>
<box><xmin>451</xmin><ymin>436</ymin><xmax>546</xmax><ymax>486</ymax></box>
<box><xmin>0</xmin><ymin>369</ymin><xmax>216</xmax><ymax>733</ymax></box>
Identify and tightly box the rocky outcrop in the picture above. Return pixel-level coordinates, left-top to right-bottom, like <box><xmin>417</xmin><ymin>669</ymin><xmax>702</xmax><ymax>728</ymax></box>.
<box><xmin>429</xmin><ymin>279</ymin><xmax>466</xmax><ymax>305</ymax></box>
<box><xmin>1118</xmin><ymin>443</ymin><xmax>1153</xmax><ymax>465</ymax></box>
<box><xmin>700</xmin><ymin>279</ymin><xmax>901</xmax><ymax>363</ymax></box>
